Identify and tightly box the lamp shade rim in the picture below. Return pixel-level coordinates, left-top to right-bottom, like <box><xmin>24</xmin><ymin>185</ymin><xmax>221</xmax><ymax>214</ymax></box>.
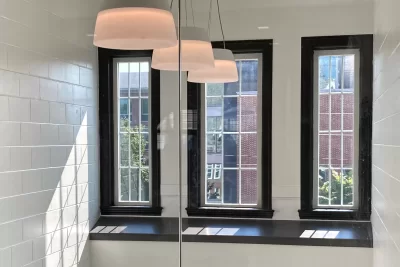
<box><xmin>100</xmin><ymin>0</ymin><xmax>170</xmax><ymax>11</ymax></box>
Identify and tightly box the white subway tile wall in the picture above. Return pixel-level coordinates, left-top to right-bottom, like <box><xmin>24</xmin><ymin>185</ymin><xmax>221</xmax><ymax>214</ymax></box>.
<box><xmin>0</xmin><ymin>0</ymin><xmax>100</xmax><ymax>266</ymax></box>
<box><xmin>373</xmin><ymin>0</ymin><xmax>400</xmax><ymax>265</ymax></box>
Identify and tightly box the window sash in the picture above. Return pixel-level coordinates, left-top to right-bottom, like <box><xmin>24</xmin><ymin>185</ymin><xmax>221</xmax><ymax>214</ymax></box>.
<box><xmin>113</xmin><ymin>57</ymin><xmax>152</xmax><ymax>206</ymax></box>
<box><xmin>312</xmin><ymin>49</ymin><xmax>360</xmax><ymax>210</ymax></box>
<box><xmin>201</xmin><ymin>53</ymin><xmax>263</xmax><ymax>208</ymax></box>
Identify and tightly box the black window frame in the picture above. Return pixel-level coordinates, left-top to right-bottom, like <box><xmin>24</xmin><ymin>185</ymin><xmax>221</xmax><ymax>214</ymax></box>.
<box><xmin>299</xmin><ymin>35</ymin><xmax>373</xmax><ymax>221</ymax></box>
<box><xmin>186</xmin><ymin>40</ymin><xmax>274</xmax><ymax>218</ymax></box>
<box><xmin>99</xmin><ymin>48</ymin><xmax>162</xmax><ymax>216</ymax></box>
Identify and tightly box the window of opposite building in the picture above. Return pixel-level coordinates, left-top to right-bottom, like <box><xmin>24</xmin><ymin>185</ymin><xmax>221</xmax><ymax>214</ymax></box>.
<box><xmin>186</xmin><ymin>40</ymin><xmax>273</xmax><ymax>218</ymax></box>
<box><xmin>300</xmin><ymin>35</ymin><xmax>373</xmax><ymax>221</ymax></box>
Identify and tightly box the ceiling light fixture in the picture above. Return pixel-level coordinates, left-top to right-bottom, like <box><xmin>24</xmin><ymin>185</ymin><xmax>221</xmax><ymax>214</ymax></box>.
<box><xmin>188</xmin><ymin>0</ymin><xmax>238</xmax><ymax>83</ymax></box>
<box><xmin>93</xmin><ymin>0</ymin><xmax>177</xmax><ymax>50</ymax></box>
<box><xmin>152</xmin><ymin>0</ymin><xmax>214</xmax><ymax>71</ymax></box>
<box><xmin>258</xmin><ymin>26</ymin><xmax>270</xmax><ymax>30</ymax></box>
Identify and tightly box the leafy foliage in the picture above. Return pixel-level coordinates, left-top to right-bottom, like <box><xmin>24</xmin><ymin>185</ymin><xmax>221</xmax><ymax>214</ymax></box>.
<box><xmin>120</xmin><ymin>119</ymin><xmax>149</xmax><ymax>201</ymax></box>
<box><xmin>319</xmin><ymin>168</ymin><xmax>354</xmax><ymax>205</ymax></box>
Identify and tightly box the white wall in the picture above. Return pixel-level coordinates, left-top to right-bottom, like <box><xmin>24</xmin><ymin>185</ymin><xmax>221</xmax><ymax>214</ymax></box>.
<box><xmin>0</xmin><ymin>0</ymin><xmax>101</xmax><ymax>266</ymax></box>
<box><xmin>91</xmin><ymin>241</ymin><xmax>372</xmax><ymax>267</ymax></box>
<box><xmin>372</xmin><ymin>0</ymin><xmax>400</xmax><ymax>265</ymax></box>
<box><xmin>161</xmin><ymin>2</ymin><xmax>374</xmax><ymax>219</ymax></box>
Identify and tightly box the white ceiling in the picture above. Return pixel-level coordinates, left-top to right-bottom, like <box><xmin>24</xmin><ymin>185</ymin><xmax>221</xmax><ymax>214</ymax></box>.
<box><xmin>188</xmin><ymin>0</ymin><xmax>373</xmax><ymax>11</ymax></box>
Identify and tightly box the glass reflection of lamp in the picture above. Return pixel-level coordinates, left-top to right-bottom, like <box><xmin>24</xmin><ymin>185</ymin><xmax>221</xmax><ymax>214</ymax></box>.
<box><xmin>188</xmin><ymin>0</ymin><xmax>238</xmax><ymax>83</ymax></box>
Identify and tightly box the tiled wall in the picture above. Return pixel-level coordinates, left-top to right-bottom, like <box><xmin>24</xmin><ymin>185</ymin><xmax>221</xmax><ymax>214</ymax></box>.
<box><xmin>0</xmin><ymin>0</ymin><xmax>100</xmax><ymax>266</ymax></box>
<box><xmin>372</xmin><ymin>0</ymin><xmax>400</xmax><ymax>265</ymax></box>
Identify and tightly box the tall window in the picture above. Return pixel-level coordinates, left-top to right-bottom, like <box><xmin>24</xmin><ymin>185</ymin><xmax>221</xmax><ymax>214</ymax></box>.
<box><xmin>300</xmin><ymin>35</ymin><xmax>372</xmax><ymax>221</ymax></box>
<box><xmin>203</xmin><ymin>54</ymin><xmax>261</xmax><ymax>207</ymax></box>
<box><xmin>186</xmin><ymin>40</ymin><xmax>273</xmax><ymax>218</ymax></box>
<box><xmin>116</xmin><ymin>59</ymin><xmax>152</xmax><ymax>205</ymax></box>
<box><xmin>314</xmin><ymin>51</ymin><xmax>359</xmax><ymax>209</ymax></box>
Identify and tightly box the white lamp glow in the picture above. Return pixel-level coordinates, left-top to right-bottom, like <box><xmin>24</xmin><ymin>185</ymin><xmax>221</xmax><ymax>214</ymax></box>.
<box><xmin>188</xmin><ymin>49</ymin><xmax>238</xmax><ymax>83</ymax></box>
<box><xmin>151</xmin><ymin>27</ymin><xmax>215</xmax><ymax>71</ymax></box>
<box><xmin>94</xmin><ymin>0</ymin><xmax>177</xmax><ymax>50</ymax></box>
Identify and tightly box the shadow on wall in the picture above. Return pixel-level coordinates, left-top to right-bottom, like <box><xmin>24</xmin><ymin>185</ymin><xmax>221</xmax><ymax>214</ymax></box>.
<box><xmin>38</xmin><ymin>111</ymin><xmax>97</xmax><ymax>267</ymax></box>
<box><xmin>0</xmin><ymin>108</ymin><xmax>98</xmax><ymax>267</ymax></box>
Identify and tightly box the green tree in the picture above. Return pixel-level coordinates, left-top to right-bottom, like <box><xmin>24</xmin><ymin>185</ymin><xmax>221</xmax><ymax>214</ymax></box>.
<box><xmin>120</xmin><ymin>119</ymin><xmax>149</xmax><ymax>201</ymax></box>
<box><xmin>319</xmin><ymin>169</ymin><xmax>354</xmax><ymax>205</ymax></box>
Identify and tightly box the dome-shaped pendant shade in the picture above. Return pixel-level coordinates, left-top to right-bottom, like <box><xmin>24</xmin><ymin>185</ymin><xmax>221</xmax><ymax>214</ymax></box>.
<box><xmin>188</xmin><ymin>49</ymin><xmax>238</xmax><ymax>83</ymax></box>
<box><xmin>151</xmin><ymin>27</ymin><xmax>215</xmax><ymax>71</ymax></box>
<box><xmin>94</xmin><ymin>0</ymin><xmax>177</xmax><ymax>50</ymax></box>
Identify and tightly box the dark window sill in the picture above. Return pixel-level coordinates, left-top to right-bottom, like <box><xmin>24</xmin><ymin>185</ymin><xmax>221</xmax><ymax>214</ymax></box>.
<box><xmin>298</xmin><ymin>209</ymin><xmax>371</xmax><ymax>221</ymax></box>
<box><xmin>90</xmin><ymin>216</ymin><xmax>373</xmax><ymax>248</ymax></box>
<box><xmin>186</xmin><ymin>207</ymin><xmax>274</xmax><ymax>218</ymax></box>
<box><xmin>101</xmin><ymin>206</ymin><xmax>163</xmax><ymax>216</ymax></box>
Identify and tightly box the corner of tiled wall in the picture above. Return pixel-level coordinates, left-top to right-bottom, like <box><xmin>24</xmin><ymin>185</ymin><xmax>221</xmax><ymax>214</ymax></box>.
<box><xmin>0</xmin><ymin>0</ymin><xmax>101</xmax><ymax>266</ymax></box>
<box><xmin>372</xmin><ymin>0</ymin><xmax>400</xmax><ymax>265</ymax></box>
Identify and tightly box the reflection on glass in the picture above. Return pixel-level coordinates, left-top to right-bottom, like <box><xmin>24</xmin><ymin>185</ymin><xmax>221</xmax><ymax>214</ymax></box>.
<box><xmin>205</xmin><ymin>57</ymin><xmax>260</xmax><ymax>206</ymax></box>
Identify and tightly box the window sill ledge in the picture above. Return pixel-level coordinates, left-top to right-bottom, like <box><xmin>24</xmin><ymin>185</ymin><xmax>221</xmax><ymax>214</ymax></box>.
<box><xmin>101</xmin><ymin>206</ymin><xmax>163</xmax><ymax>216</ymax></box>
<box><xmin>298</xmin><ymin>209</ymin><xmax>371</xmax><ymax>221</ymax></box>
<box><xmin>186</xmin><ymin>207</ymin><xmax>274</xmax><ymax>218</ymax></box>
<box><xmin>90</xmin><ymin>217</ymin><xmax>373</xmax><ymax>248</ymax></box>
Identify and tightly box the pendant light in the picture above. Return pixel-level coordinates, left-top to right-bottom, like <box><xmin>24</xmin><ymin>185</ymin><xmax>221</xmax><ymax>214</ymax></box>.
<box><xmin>93</xmin><ymin>0</ymin><xmax>177</xmax><ymax>50</ymax></box>
<box><xmin>151</xmin><ymin>0</ymin><xmax>215</xmax><ymax>71</ymax></box>
<box><xmin>188</xmin><ymin>0</ymin><xmax>238</xmax><ymax>83</ymax></box>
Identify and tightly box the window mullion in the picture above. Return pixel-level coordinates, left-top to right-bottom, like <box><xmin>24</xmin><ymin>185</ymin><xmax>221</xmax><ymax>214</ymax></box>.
<box><xmin>328</xmin><ymin>56</ymin><xmax>332</xmax><ymax>206</ymax></box>
<box><xmin>238</xmin><ymin>60</ymin><xmax>242</xmax><ymax>205</ymax></box>
<box><xmin>138</xmin><ymin>63</ymin><xmax>142</xmax><ymax>202</ymax></box>
<box><xmin>340</xmin><ymin>56</ymin><xmax>345</xmax><ymax>206</ymax></box>
<box><xmin>128</xmin><ymin>63</ymin><xmax>132</xmax><ymax>202</ymax></box>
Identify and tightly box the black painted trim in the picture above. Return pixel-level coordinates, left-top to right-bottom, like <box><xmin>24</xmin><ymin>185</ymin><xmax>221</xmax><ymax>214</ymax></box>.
<box><xmin>186</xmin><ymin>40</ymin><xmax>274</xmax><ymax>218</ymax></box>
<box><xmin>299</xmin><ymin>35</ymin><xmax>373</xmax><ymax>221</ymax></box>
<box><xmin>98</xmin><ymin>48</ymin><xmax>162</xmax><ymax>216</ymax></box>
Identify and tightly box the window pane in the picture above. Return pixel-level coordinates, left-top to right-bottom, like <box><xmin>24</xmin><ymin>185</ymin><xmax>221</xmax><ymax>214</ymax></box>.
<box><xmin>142</xmin><ymin>133</ymin><xmax>150</xmax><ymax>167</ymax></box>
<box><xmin>223</xmin><ymin>134</ymin><xmax>239</xmax><ymax>168</ymax></box>
<box><xmin>241</xmin><ymin>169</ymin><xmax>257</xmax><ymax>204</ymax></box>
<box><xmin>130</xmin><ymin>168</ymin><xmax>139</xmax><ymax>201</ymax></box>
<box><xmin>319</xmin><ymin>56</ymin><xmax>330</xmax><ymax>91</ymax></box>
<box><xmin>241</xmin><ymin>134</ymin><xmax>257</xmax><ymax>168</ymax></box>
<box><xmin>223</xmin><ymin>169</ymin><xmax>238</xmax><ymax>204</ymax></box>
<box><xmin>343</xmin><ymin>169</ymin><xmax>354</xmax><ymax>205</ymax></box>
<box><xmin>223</xmin><ymin>97</ymin><xmax>239</xmax><ymax>132</ymax></box>
<box><xmin>130</xmin><ymin>98</ymin><xmax>140</xmax><ymax>130</ymax></box>
<box><xmin>120</xmin><ymin>133</ymin><xmax>129</xmax><ymax>167</ymax></box>
<box><xmin>141</xmin><ymin>98</ymin><xmax>149</xmax><ymax>132</ymax></box>
<box><xmin>140</xmin><ymin>62</ymin><xmax>149</xmax><ymax>97</ymax></box>
<box><xmin>224</xmin><ymin>62</ymin><xmax>240</xmax><ymax>95</ymax></box>
<box><xmin>318</xmin><ymin>167</ymin><xmax>329</xmax><ymax>205</ymax></box>
<box><xmin>207</xmin><ymin>83</ymin><xmax>224</xmax><ymax>96</ymax></box>
<box><xmin>120</xmin><ymin>168</ymin><xmax>129</xmax><ymax>201</ymax></box>
<box><xmin>241</xmin><ymin>60</ymin><xmax>258</xmax><ymax>94</ymax></box>
<box><xmin>141</xmin><ymin>168</ymin><xmax>150</xmax><ymax>201</ymax></box>
<box><xmin>207</xmin><ymin>179</ymin><xmax>222</xmax><ymax>204</ymax></box>
<box><xmin>129</xmin><ymin>63</ymin><xmax>140</xmax><ymax>97</ymax></box>
<box><xmin>343</xmin><ymin>55</ymin><xmax>355</xmax><ymax>90</ymax></box>
<box><xmin>240</xmin><ymin>96</ymin><xmax>257</xmax><ymax>132</ymax></box>
<box><xmin>119</xmin><ymin>63</ymin><xmax>129</xmax><ymax>97</ymax></box>
<box><xmin>316</xmin><ymin>53</ymin><xmax>357</xmax><ymax>209</ymax></box>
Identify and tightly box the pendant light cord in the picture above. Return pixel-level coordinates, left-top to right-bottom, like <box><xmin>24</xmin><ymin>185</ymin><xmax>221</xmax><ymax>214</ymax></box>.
<box><xmin>191</xmin><ymin>0</ymin><xmax>195</xmax><ymax>27</ymax></box>
<box><xmin>185</xmin><ymin>0</ymin><xmax>188</xmax><ymax>26</ymax></box>
<box><xmin>207</xmin><ymin>0</ymin><xmax>213</xmax><ymax>35</ymax></box>
<box><xmin>217</xmin><ymin>0</ymin><xmax>226</xmax><ymax>49</ymax></box>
